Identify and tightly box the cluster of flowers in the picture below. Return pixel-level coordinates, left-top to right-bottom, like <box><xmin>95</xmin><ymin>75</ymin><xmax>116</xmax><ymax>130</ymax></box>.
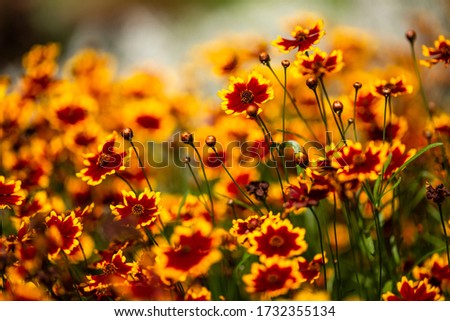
<box><xmin>1</xmin><ymin>13</ymin><xmax>449</xmax><ymax>301</ymax></box>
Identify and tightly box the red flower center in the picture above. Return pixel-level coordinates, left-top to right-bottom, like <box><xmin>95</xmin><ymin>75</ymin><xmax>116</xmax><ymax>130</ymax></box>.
<box><xmin>132</xmin><ymin>204</ymin><xmax>145</xmax><ymax>216</ymax></box>
<box><xmin>96</xmin><ymin>153</ymin><xmax>110</xmax><ymax>167</ymax></box>
<box><xmin>269</xmin><ymin>235</ymin><xmax>285</xmax><ymax>247</ymax></box>
<box><xmin>240</xmin><ymin>90</ymin><xmax>254</xmax><ymax>104</ymax></box>
<box><xmin>103</xmin><ymin>263</ymin><xmax>118</xmax><ymax>275</ymax></box>
<box><xmin>295</xmin><ymin>30</ymin><xmax>308</xmax><ymax>41</ymax></box>
<box><xmin>267</xmin><ymin>273</ymin><xmax>279</xmax><ymax>284</ymax></box>
<box><xmin>352</xmin><ymin>154</ymin><xmax>366</xmax><ymax>166</ymax></box>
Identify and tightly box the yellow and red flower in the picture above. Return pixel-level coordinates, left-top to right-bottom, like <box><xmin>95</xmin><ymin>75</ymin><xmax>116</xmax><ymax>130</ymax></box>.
<box><xmin>382</xmin><ymin>276</ymin><xmax>444</xmax><ymax>301</ymax></box>
<box><xmin>184</xmin><ymin>285</ymin><xmax>212</xmax><ymax>301</ymax></box>
<box><xmin>247</xmin><ymin>218</ymin><xmax>307</xmax><ymax>259</ymax></box>
<box><xmin>110</xmin><ymin>188</ymin><xmax>161</xmax><ymax>229</ymax></box>
<box><xmin>293</xmin><ymin>48</ymin><xmax>344</xmax><ymax>78</ymax></box>
<box><xmin>218</xmin><ymin>71</ymin><xmax>274</xmax><ymax>116</ymax></box>
<box><xmin>76</xmin><ymin>131</ymin><xmax>128</xmax><ymax>186</ymax></box>
<box><xmin>296</xmin><ymin>253</ymin><xmax>327</xmax><ymax>284</ymax></box>
<box><xmin>412</xmin><ymin>253</ymin><xmax>450</xmax><ymax>292</ymax></box>
<box><xmin>373</xmin><ymin>75</ymin><xmax>413</xmax><ymax>97</ymax></box>
<box><xmin>420</xmin><ymin>35</ymin><xmax>450</xmax><ymax>68</ymax></box>
<box><xmin>272</xmin><ymin>20</ymin><xmax>324</xmax><ymax>53</ymax></box>
<box><xmin>0</xmin><ymin>176</ymin><xmax>24</xmax><ymax>209</ymax></box>
<box><xmin>153</xmin><ymin>219</ymin><xmax>222</xmax><ymax>282</ymax></box>
<box><xmin>84</xmin><ymin>250</ymin><xmax>138</xmax><ymax>293</ymax></box>
<box><xmin>383</xmin><ymin>140</ymin><xmax>416</xmax><ymax>179</ymax></box>
<box><xmin>45</xmin><ymin>211</ymin><xmax>83</xmax><ymax>259</ymax></box>
<box><xmin>243</xmin><ymin>257</ymin><xmax>305</xmax><ymax>298</ymax></box>
<box><xmin>230</xmin><ymin>212</ymin><xmax>280</xmax><ymax>245</ymax></box>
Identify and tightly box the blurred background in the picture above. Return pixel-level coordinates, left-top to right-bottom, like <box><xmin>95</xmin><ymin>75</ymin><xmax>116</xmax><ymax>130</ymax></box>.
<box><xmin>0</xmin><ymin>0</ymin><xmax>448</xmax><ymax>76</ymax></box>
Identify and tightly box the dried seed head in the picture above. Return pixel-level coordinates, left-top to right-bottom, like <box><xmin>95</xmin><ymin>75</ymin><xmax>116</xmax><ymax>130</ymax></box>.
<box><xmin>205</xmin><ymin>135</ymin><xmax>217</xmax><ymax>147</ymax></box>
<box><xmin>259</xmin><ymin>51</ymin><xmax>271</xmax><ymax>65</ymax></box>
<box><xmin>353</xmin><ymin>82</ymin><xmax>362</xmax><ymax>90</ymax></box>
<box><xmin>281</xmin><ymin>59</ymin><xmax>290</xmax><ymax>68</ymax></box>
<box><xmin>181</xmin><ymin>131</ymin><xmax>193</xmax><ymax>144</ymax></box>
<box><xmin>332</xmin><ymin>100</ymin><xmax>344</xmax><ymax>115</ymax></box>
<box><xmin>405</xmin><ymin>29</ymin><xmax>417</xmax><ymax>43</ymax></box>
<box><xmin>246</xmin><ymin>105</ymin><xmax>259</xmax><ymax>118</ymax></box>
<box><xmin>121</xmin><ymin>127</ymin><xmax>134</xmax><ymax>141</ymax></box>
<box><xmin>306</xmin><ymin>77</ymin><xmax>318</xmax><ymax>90</ymax></box>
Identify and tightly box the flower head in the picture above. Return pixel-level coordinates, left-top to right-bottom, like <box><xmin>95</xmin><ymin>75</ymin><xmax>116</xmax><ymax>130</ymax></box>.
<box><xmin>272</xmin><ymin>20</ymin><xmax>324</xmax><ymax>53</ymax></box>
<box><xmin>76</xmin><ymin>131</ymin><xmax>128</xmax><ymax>186</ymax></box>
<box><xmin>110</xmin><ymin>188</ymin><xmax>161</xmax><ymax>229</ymax></box>
<box><xmin>247</xmin><ymin>218</ymin><xmax>307</xmax><ymax>259</ymax></box>
<box><xmin>293</xmin><ymin>48</ymin><xmax>343</xmax><ymax>78</ymax></box>
<box><xmin>382</xmin><ymin>276</ymin><xmax>443</xmax><ymax>301</ymax></box>
<box><xmin>243</xmin><ymin>257</ymin><xmax>305</xmax><ymax>298</ymax></box>
<box><xmin>230</xmin><ymin>212</ymin><xmax>280</xmax><ymax>245</ymax></box>
<box><xmin>45</xmin><ymin>211</ymin><xmax>83</xmax><ymax>260</ymax></box>
<box><xmin>218</xmin><ymin>71</ymin><xmax>274</xmax><ymax>116</ymax></box>
<box><xmin>412</xmin><ymin>253</ymin><xmax>450</xmax><ymax>292</ymax></box>
<box><xmin>373</xmin><ymin>76</ymin><xmax>413</xmax><ymax>97</ymax></box>
<box><xmin>0</xmin><ymin>176</ymin><xmax>24</xmax><ymax>209</ymax></box>
<box><xmin>421</xmin><ymin>35</ymin><xmax>450</xmax><ymax>68</ymax></box>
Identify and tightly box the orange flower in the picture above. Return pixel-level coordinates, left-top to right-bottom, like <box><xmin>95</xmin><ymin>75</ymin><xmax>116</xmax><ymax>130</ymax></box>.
<box><xmin>382</xmin><ymin>276</ymin><xmax>443</xmax><ymax>301</ymax></box>
<box><xmin>230</xmin><ymin>212</ymin><xmax>280</xmax><ymax>245</ymax></box>
<box><xmin>184</xmin><ymin>286</ymin><xmax>212</xmax><ymax>301</ymax></box>
<box><xmin>272</xmin><ymin>20</ymin><xmax>324</xmax><ymax>53</ymax></box>
<box><xmin>76</xmin><ymin>131</ymin><xmax>128</xmax><ymax>186</ymax></box>
<box><xmin>373</xmin><ymin>76</ymin><xmax>413</xmax><ymax>97</ymax></box>
<box><xmin>247</xmin><ymin>218</ymin><xmax>307</xmax><ymax>259</ymax></box>
<box><xmin>243</xmin><ymin>257</ymin><xmax>305</xmax><ymax>298</ymax></box>
<box><xmin>383</xmin><ymin>140</ymin><xmax>416</xmax><ymax>179</ymax></box>
<box><xmin>110</xmin><ymin>188</ymin><xmax>161</xmax><ymax>229</ymax></box>
<box><xmin>218</xmin><ymin>71</ymin><xmax>274</xmax><ymax>116</ymax></box>
<box><xmin>154</xmin><ymin>219</ymin><xmax>222</xmax><ymax>282</ymax></box>
<box><xmin>412</xmin><ymin>253</ymin><xmax>450</xmax><ymax>292</ymax></box>
<box><xmin>293</xmin><ymin>48</ymin><xmax>343</xmax><ymax>78</ymax></box>
<box><xmin>296</xmin><ymin>253</ymin><xmax>327</xmax><ymax>284</ymax></box>
<box><xmin>45</xmin><ymin>211</ymin><xmax>83</xmax><ymax>259</ymax></box>
<box><xmin>0</xmin><ymin>176</ymin><xmax>24</xmax><ymax>209</ymax></box>
<box><xmin>420</xmin><ymin>35</ymin><xmax>450</xmax><ymax>68</ymax></box>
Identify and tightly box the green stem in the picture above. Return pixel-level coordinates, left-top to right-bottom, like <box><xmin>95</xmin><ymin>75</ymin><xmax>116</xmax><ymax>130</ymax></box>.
<box><xmin>185</xmin><ymin>160</ymin><xmax>211</xmax><ymax>212</ymax></box>
<box><xmin>310</xmin><ymin>207</ymin><xmax>327</xmax><ymax>292</ymax></box>
<box><xmin>332</xmin><ymin>192</ymin><xmax>342</xmax><ymax>299</ymax></box>
<box><xmin>438</xmin><ymin>203</ymin><xmax>450</xmax><ymax>267</ymax></box>
<box><xmin>130</xmin><ymin>140</ymin><xmax>153</xmax><ymax>192</ymax></box>
<box><xmin>372</xmin><ymin>206</ymin><xmax>384</xmax><ymax>300</ymax></box>
<box><xmin>353</xmin><ymin>87</ymin><xmax>359</xmax><ymax>141</ymax></box>
<box><xmin>192</xmin><ymin>145</ymin><xmax>215</xmax><ymax>225</ymax></box>
<box><xmin>382</xmin><ymin>95</ymin><xmax>389</xmax><ymax>144</ymax></box>
<box><xmin>312</xmin><ymin>87</ymin><xmax>331</xmax><ymax>144</ymax></box>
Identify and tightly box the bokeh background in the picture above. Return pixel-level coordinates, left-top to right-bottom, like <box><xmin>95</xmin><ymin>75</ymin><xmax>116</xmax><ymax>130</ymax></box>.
<box><xmin>1</xmin><ymin>0</ymin><xmax>449</xmax><ymax>76</ymax></box>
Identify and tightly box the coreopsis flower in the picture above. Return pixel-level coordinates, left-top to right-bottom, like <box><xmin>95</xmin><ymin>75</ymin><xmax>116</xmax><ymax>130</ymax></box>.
<box><xmin>373</xmin><ymin>75</ymin><xmax>413</xmax><ymax>97</ymax></box>
<box><xmin>293</xmin><ymin>48</ymin><xmax>344</xmax><ymax>78</ymax></box>
<box><xmin>296</xmin><ymin>253</ymin><xmax>327</xmax><ymax>284</ymax></box>
<box><xmin>243</xmin><ymin>257</ymin><xmax>305</xmax><ymax>298</ymax></box>
<box><xmin>283</xmin><ymin>170</ymin><xmax>331</xmax><ymax>213</ymax></box>
<box><xmin>412</xmin><ymin>253</ymin><xmax>450</xmax><ymax>292</ymax></box>
<box><xmin>332</xmin><ymin>140</ymin><xmax>387</xmax><ymax>182</ymax></box>
<box><xmin>272</xmin><ymin>20</ymin><xmax>324</xmax><ymax>53</ymax></box>
<box><xmin>48</xmin><ymin>90</ymin><xmax>97</xmax><ymax>128</ymax></box>
<box><xmin>420</xmin><ymin>35</ymin><xmax>450</xmax><ymax>68</ymax></box>
<box><xmin>45</xmin><ymin>211</ymin><xmax>83</xmax><ymax>260</ymax></box>
<box><xmin>247</xmin><ymin>217</ymin><xmax>307</xmax><ymax>259</ymax></box>
<box><xmin>383</xmin><ymin>140</ymin><xmax>416</xmax><ymax>178</ymax></box>
<box><xmin>366</xmin><ymin>115</ymin><xmax>408</xmax><ymax>142</ymax></box>
<box><xmin>382</xmin><ymin>276</ymin><xmax>444</xmax><ymax>301</ymax></box>
<box><xmin>153</xmin><ymin>219</ymin><xmax>222</xmax><ymax>282</ymax></box>
<box><xmin>84</xmin><ymin>250</ymin><xmax>138</xmax><ymax>293</ymax></box>
<box><xmin>0</xmin><ymin>176</ymin><xmax>24</xmax><ymax>209</ymax></box>
<box><xmin>110</xmin><ymin>188</ymin><xmax>161</xmax><ymax>229</ymax></box>
<box><xmin>218</xmin><ymin>71</ymin><xmax>274</xmax><ymax>116</ymax></box>
<box><xmin>230</xmin><ymin>212</ymin><xmax>280</xmax><ymax>245</ymax></box>
<box><xmin>184</xmin><ymin>286</ymin><xmax>212</xmax><ymax>301</ymax></box>
<box><xmin>76</xmin><ymin>131</ymin><xmax>128</xmax><ymax>186</ymax></box>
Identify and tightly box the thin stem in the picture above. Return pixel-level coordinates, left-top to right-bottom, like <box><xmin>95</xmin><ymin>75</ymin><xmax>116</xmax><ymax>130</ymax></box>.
<box><xmin>312</xmin><ymin>87</ymin><xmax>331</xmax><ymax>144</ymax></box>
<box><xmin>333</xmin><ymin>192</ymin><xmax>342</xmax><ymax>299</ymax></box>
<box><xmin>115</xmin><ymin>173</ymin><xmax>136</xmax><ymax>194</ymax></box>
<box><xmin>282</xmin><ymin>65</ymin><xmax>287</xmax><ymax>144</ymax></box>
<box><xmin>185</xmin><ymin>160</ymin><xmax>211</xmax><ymax>212</ymax></box>
<box><xmin>77</xmin><ymin>238</ymin><xmax>88</xmax><ymax>269</ymax></box>
<box><xmin>192</xmin><ymin>145</ymin><xmax>215</xmax><ymax>225</ymax></box>
<box><xmin>61</xmin><ymin>251</ymin><xmax>83</xmax><ymax>300</ymax></box>
<box><xmin>256</xmin><ymin>115</ymin><xmax>286</xmax><ymax>202</ymax></box>
<box><xmin>438</xmin><ymin>203</ymin><xmax>450</xmax><ymax>266</ymax></box>
<box><xmin>130</xmin><ymin>140</ymin><xmax>153</xmax><ymax>192</ymax></box>
<box><xmin>310</xmin><ymin>207</ymin><xmax>327</xmax><ymax>292</ymax></box>
<box><xmin>337</xmin><ymin>114</ymin><xmax>346</xmax><ymax>145</ymax></box>
<box><xmin>353</xmin><ymin>87</ymin><xmax>359</xmax><ymax>141</ymax></box>
<box><xmin>408</xmin><ymin>39</ymin><xmax>430</xmax><ymax>117</ymax></box>
<box><xmin>264</xmin><ymin>62</ymin><xmax>318</xmax><ymax>141</ymax></box>
<box><xmin>382</xmin><ymin>95</ymin><xmax>389</xmax><ymax>144</ymax></box>
<box><xmin>211</xmin><ymin>147</ymin><xmax>262</xmax><ymax>215</ymax></box>
<box><xmin>372</xmin><ymin>206</ymin><xmax>384</xmax><ymax>300</ymax></box>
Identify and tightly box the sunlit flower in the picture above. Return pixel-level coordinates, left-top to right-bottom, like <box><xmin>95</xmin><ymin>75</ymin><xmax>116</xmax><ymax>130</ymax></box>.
<box><xmin>45</xmin><ymin>211</ymin><xmax>83</xmax><ymax>259</ymax></box>
<box><xmin>383</xmin><ymin>140</ymin><xmax>416</xmax><ymax>179</ymax></box>
<box><xmin>185</xmin><ymin>285</ymin><xmax>212</xmax><ymax>301</ymax></box>
<box><xmin>153</xmin><ymin>219</ymin><xmax>222</xmax><ymax>282</ymax></box>
<box><xmin>76</xmin><ymin>131</ymin><xmax>128</xmax><ymax>186</ymax></box>
<box><xmin>230</xmin><ymin>212</ymin><xmax>280</xmax><ymax>245</ymax></box>
<box><xmin>272</xmin><ymin>20</ymin><xmax>324</xmax><ymax>53</ymax></box>
<box><xmin>0</xmin><ymin>176</ymin><xmax>24</xmax><ymax>209</ymax></box>
<box><xmin>382</xmin><ymin>276</ymin><xmax>444</xmax><ymax>301</ymax></box>
<box><xmin>218</xmin><ymin>71</ymin><xmax>274</xmax><ymax>116</ymax></box>
<box><xmin>373</xmin><ymin>75</ymin><xmax>413</xmax><ymax>97</ymax></box>
<box><xmin>84</xmin><ymin>250</ymin><xmax>138</xmax><ymax>293</ymax></box>
<box><xmin>420</xmin><ymin>35</ymin><xmax>450</xmax><ymax>68</ymax></box>
<box><xmin>243</xmin><ymin>257</ymin><xmax>305</xmax><ymax>298</ymax></box>
<box><xmin>296</xmin><ymin>253</ymin><xmax>327</xmax><ymax>284</ymax></box>
<box><xmin>247</xmin><ymin>218</ymin><xmax>307</xmax><ymax>259</ymax></box>
<box><xmin>412</xmin><ymin>253</ymin><xmax>450</xmax><ymax>292</ymax></box>
<box><xmin>110</xmin><ymin>188</ymin><xmax>161</xmax><ymax>229</ymax></box>
<box><xmin>293</xmin><ymin>48</ymin><xmax>344</xmax><ymax>78</ymax></box>
<box><xmin>48</xmin><ymin>90</ymin><xmax>97</xmax><ymax>127</ymax></box>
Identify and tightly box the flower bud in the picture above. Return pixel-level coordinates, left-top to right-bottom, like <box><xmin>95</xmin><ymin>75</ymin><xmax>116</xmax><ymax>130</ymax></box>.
<box><xmin>121</xmin><ymin>128</ymin><xmax>134</xmax><ymax>141</ymax></box>
<box><xmin>332</xmin><ymin>100</ymin><xmax>344</xmax><ymax>115</ymax></box>
<box><xmin>405</xmin><ymin>29</ymin><xmax>416</xmax><ymax>43</ymax></box>
<box><xmin>281</xmin><ymin>60</ymin><xmax>290</xmax><ymax>68</ymax></box>
<box><xmin>205</xmin><ymin>135</ymin><xmax>217</xmax><ymax>148</ymax></box>
<box><xmin>353</xmin><ymin>82</ymin><xmax>362</xmax><ymax>90</ymax></box>
<box><xmin>259</xmin><ymin>52</ymin><xmax>270</xmax><ymax>65</ymax></box>
<box><xmin>246</xmin><ymin>105</ymin><xmax>259</xmax><ymax>118</ymax></box>
<box><xmin>181</xmin><ymin>131</ymin><xmax>193</xmax><ymax>144</ymax></box>
<box><xmin>306</xmin><ymin>77</ymin><xmax>318</xmax><ymax>90</ymax></box>
<box><xmin>382</xmin><ymin>87</ymin><xmax>391</xmax><ymax>97</ymax></box>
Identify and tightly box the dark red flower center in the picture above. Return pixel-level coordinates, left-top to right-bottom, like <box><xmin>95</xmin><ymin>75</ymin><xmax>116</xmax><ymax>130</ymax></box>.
<box><xmin>352</xmin><ymin>154</ymin><xmax>366</xmax><ymax>166</ymax></box>
<box><xmin>269</xmin><ymin>235</ymin><xmax>285</xmax><ymax>247</ymax></box>
<box><xmin>132</xmin><ymin>204</ymin><xmax>144</xmax><ymax>216</ymax></box>
<box><xmin>103</xmin><ymin>263</ymin><xmax>118</xmax><ymax>275</ymax></box>
<box><xmin>136</xmin><ymin>115</ymin><xmax>161</xmax><ymax>129</ymax></box>
<box><xmin>96</xmin><ymin>153</ymin><xmax>110</xmax><ymax>167</ymax></box>
<box><xmin>295</xmin><ymin>30</ymin><xmax>308</xmax><ymax>41</ymax></box>
<box><xmin>240</xmin><ymin>90</ymin><xmax>254</xmax><ymax>104</ymax></box>
<box><xmin>56</xmin><ymin>105</ymin><xmax>87</xmax><ymax>125</ymax></box>
<box><xmin>267</xmin><ymin>273</ymin><xmax>279</xmax><ymax>284</ymax></box>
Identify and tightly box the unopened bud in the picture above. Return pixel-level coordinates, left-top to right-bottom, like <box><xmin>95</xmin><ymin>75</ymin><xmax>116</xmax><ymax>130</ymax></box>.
<box><xmin>353</xmin><ymin>82</ymin><xmax>362</xmax><ymax>90</ymax></box>
<box><xmin>259</xmin><ymin>52</ymin><xmax>270</xmax><ymax>65</ymax></box>
<box><xmin>332</xmin><ymin>100</ymin><xmax>344</xmax><ymax>115</ymax></box>
<box><xmin>181</xmin><ymin>131</ymin><xmax>193</xmax><ymax>144</ymax></box>
<box><xmin>405</xmin><ymin>29</ymin><xmax>416</xmax><ymax>43</ymax></box>
<box><xmin>281</xmin><ymin>60</ymin><xmax>290</xmax><ymax>68</ymax></box>
<box><xmin>205</xmin><ymin>135</ymin><xmax>217</xmax><ymax>148</ymax></box>
<box><xmin>121</xmin><ymin>128</ymin><xmax>134</xmax><ymax>141</ymax></box>
<box><xmin>246</xmin><ymin>105</ymin><xmax>259</xmax><ymax>118</ymax></box>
